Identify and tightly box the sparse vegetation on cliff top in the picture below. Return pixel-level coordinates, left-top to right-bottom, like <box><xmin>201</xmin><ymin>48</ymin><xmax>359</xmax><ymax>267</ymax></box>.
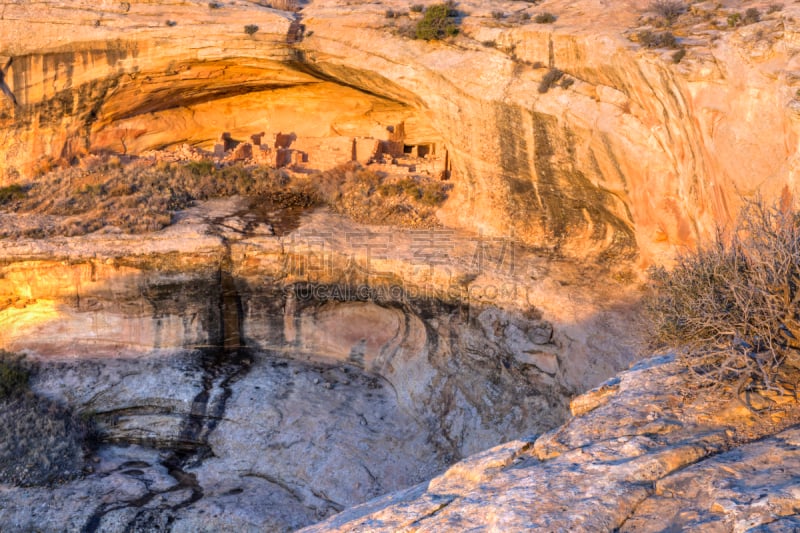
<box><xmin>637</xmin><ymin>29</ymin><xmax>678</xmax><ymax>48</ymax></box>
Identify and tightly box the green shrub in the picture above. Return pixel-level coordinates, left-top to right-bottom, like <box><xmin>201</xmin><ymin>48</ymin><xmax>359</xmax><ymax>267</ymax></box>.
<box><xmin>727</xmin><ymin>12</ymin><xmax>741</xmax><ymax>27</ymax></box>
<box><xmin>415</xmin><ymin>2</ymin><xmax>459</xmax><ymax>40</ymax></box>
<box><xmin>244</xmin><ymin>24</ymin><xmax>259</xmax><ymax>35</ymax></box>
<box><xmin>644</xmin><ymin>195</ymin><xmax>800</xmax><ymax>392</ymax></box>
<box><xmin>534</xmin><ymin>12</ymin><xmax>556</xmax><ymax>23</ymax></box>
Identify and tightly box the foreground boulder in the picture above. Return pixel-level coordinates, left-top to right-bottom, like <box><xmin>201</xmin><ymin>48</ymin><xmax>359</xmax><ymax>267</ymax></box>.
<box><xmin>304</xmin><ymin>354</ymin><xmax>800</xmax><ymax>531</ymax></box>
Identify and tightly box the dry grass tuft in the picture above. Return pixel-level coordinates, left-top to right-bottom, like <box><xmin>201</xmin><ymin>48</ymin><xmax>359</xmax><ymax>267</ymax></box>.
<box><xmin>0</xmin><ymin>156</ymin><xmax>450</xmax><ymax>238</ymax></box>
<box><xmin>314</xmin><ymin>162</ymin><xmax>450</xmax><ymax>228</ymax></box>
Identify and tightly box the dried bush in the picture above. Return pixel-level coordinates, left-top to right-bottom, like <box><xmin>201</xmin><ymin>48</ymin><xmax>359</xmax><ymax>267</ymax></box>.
<box><xmin>644</xmin><ymin>194</ymin><xmax>800</xmax><ymax>393</ymax></box>
<box><xmin>491</xmin><ymin>10</ymin><xmax>505</xmax><ymax>19</ymax></box>
<box><xmin>0</xmin><ymin>183</ymin><xmax>26</xmax><ymax>204</ymax></box>
<box><xmin>534</xmin><ymin>12</ymin><xmax>556</xmax><ymax>23</ymax></box>
<box><xmin>538</xmin><ymin>68</ymin><xmax>563</xmax><ymax>93</ymax></box>
<box><xmin>649</xmin><ymin>0</ymin><xmax>685</xmax><ymax>25</ymax></box>
<box><xmin>377</xmin><ymin>177</ymin><xmax>447</xmax><ymax>206</ymax></box>
<box><xmin>244</xmin><ymin>24</ymin><xmax>259</xmax><ymax>35</ymax></box>
<box><xmin>743</xmin><ymin>7</ymin><xmax>761</xmax><ymax>25</ymax></box>
<box><xmin>0</xmin><ymin>352</ymin><xmax>28</xmax><ymax>399</ymax></box>
<box><xmin>637</xmin><ymin>29</ymin><xmax>678</xmax><ymax>48</ymax></box>
<box><xmin>410</xmin><ymin>4</ymin><xmax>424</xmax><ymax>12</ymax></box>
<box><xmin>0</xmin><ymin>352</ymin><xmax>93</xmax><ymax>486</ymax></box>
<box><xmin>0</xmin><ymin>396</ymin><xmax>90</xmax><ymax>486</ymax></box>
<box><xmin>672</xmin><ymin>48</ymin><xmax>686</xmax><ymax>63</ymax></box>
<box><xmin>1</xmin><ymin>153</ymin><xmax>451</xmax><ymax>237</ymax></box>
<box><xmin>315</xmin><ymin>162</ymin><xmax>449</xmax><ymax>227</ymax></box>
<box><xmin>415</xmin><ymin>2</ymin><xmax>459</xmax><ymax>40</ymax></box>
<box><xmin>767</xmin><ymin>4</ymin><xmax>783</xmax><ymax>14</ymax></box>
<box><xmin>386</xmin><ymin>8</ymin><xmax>410</xmax><ymax>19</ymax></box>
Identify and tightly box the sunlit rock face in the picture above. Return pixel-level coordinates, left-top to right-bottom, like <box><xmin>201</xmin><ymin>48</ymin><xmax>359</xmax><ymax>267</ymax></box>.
<box><xmin>4</xmin><ymin>0</ymin><xmax>800</xmax><ymax>261</ymax></box>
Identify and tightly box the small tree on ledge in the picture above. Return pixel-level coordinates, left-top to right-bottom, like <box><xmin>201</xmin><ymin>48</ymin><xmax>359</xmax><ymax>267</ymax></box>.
<box><xmin>415</xmin><ymin>2</ymin><xmax>459</xmax><ymax>40</ymax></box>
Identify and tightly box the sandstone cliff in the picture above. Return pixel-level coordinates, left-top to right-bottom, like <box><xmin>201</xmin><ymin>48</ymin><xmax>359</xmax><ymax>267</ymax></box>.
<box><xmin>3</xmin><ymin>0</ymin><xmax>800</xmax><ymax>263</ymax></box>
<box><xmin>2</xmin><ymin>0</ymin><xmax>800</xmax><ymax>531</ymax></box>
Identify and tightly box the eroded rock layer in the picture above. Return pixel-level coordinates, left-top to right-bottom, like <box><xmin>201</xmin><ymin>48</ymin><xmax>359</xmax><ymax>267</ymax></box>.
<box><xmin>0</xmin><ymin>200</ymin><xmax>639</xmax><ymax>530</ymax></box>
